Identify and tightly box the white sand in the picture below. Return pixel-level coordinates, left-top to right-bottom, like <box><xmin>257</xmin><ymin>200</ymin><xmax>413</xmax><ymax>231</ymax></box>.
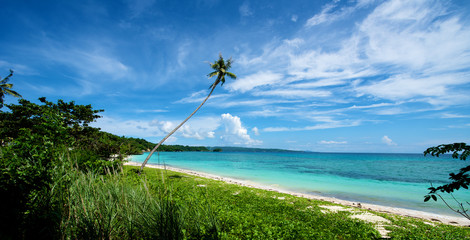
<box><xmin>127</xmin><ymin>161</ymin><xmax>470</xmax><ymax>226</ymax></box>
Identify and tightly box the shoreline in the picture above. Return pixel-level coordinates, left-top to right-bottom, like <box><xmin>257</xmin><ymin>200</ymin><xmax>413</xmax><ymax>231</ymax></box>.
<box><xmin>126</xmin><ymin>161</ymin><xmax>470</xmax><ymax>226</ymax></box>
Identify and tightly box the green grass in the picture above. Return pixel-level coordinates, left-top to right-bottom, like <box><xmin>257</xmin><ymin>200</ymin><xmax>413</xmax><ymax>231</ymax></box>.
<box><xmin>129</xmin><ymin>165</ymin><xmax>470</xmax><ymax>239</ymax></box>
<box><xmin>44</xmin><ymin>162</ymin><xmax>470</xmax><ymax>239</ymax></box>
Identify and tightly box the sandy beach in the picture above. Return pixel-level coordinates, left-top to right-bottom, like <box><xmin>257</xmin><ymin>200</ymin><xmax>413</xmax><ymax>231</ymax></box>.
<box><xmin>127</xmin><ymin>161</ymin><xmax>470</xmax><ymax>226</ymax></box>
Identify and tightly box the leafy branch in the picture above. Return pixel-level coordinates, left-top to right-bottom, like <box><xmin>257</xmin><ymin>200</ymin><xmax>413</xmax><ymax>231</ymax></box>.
<box><xmin>423</xmin><ymin>143</ymin><xmax>470</xmax><ymax>220</ymax></box>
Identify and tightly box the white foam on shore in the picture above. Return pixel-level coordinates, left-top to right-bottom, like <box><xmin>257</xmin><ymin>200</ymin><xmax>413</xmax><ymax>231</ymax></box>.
<box><xmin>127</xmin><ymin>161</ymin><xmax>470</xmax><ymax>226</ymax></box>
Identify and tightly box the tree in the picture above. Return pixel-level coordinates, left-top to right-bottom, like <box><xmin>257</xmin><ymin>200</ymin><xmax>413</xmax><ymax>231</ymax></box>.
<box><xmin>139</xmin><ymin>54</ymin><xmax>236</xmax><ymax>174</ymax></box>
<box><xmin>0</xmin><ymin>69</ymin><xmax>22</xmax><ymax>108</ymax></box>
<box><xmin>423</xmin><ymin>142</ymin><xmax>470</xmax><ymax>220</ymax></box>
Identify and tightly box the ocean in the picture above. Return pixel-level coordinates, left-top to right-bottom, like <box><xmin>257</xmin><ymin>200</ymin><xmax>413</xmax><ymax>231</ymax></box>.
<box><xmin>130</xmin><ymin>151</ymin><xmax>470</xmax><ymax>217</ymax></box>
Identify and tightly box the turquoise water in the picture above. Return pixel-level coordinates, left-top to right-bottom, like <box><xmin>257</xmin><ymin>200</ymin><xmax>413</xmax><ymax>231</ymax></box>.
<box><xmin>130</xmin><ymin>151</ymin><xmax>470</xmax><ymax>217</ymax></box>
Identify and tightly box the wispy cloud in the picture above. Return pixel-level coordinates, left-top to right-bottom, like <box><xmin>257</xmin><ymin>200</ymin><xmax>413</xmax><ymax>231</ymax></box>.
<box><xmin>305</xmin><ymin>1</ymin><xmax>340</xmax><ymax>27</ymax></box>
<box><xmin>305</xmin><ymin>0</ymin><xmax>373</xmax><ymax>27</ymax></box>
<box><xmin>41</xmin><ymin>45</ymin><xmax>130</xmax><ymax>80</ymax></box>
<box><xmin>235</xmin><ymin>0</ymin><xmax>470</xmax><ymax>111</ymax></box>
<box><xmin>228</xmin><ymin>71</ymin><xmax>283</xmax><ymax>93</ymax></box>
<box><xmin>382</xmin><ymin>135</ymin><xmax>397</xmax><ymax>146</ymax></box>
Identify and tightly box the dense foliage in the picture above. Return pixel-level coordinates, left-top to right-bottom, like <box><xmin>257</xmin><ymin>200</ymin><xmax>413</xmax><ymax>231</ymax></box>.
<box><xmin>423</xmin><ymin>143</ymin><xmax>470</xmax><ymax>220</ymax></box>
<box><xmin>0</xmin><ymin>69</ymin><xmax>22</xmax><ymax>108</ymax></box>
<box><xmin>0</xmin><ymin>97</ymin><xmax>159</xmax><ymax>239</ymax></box>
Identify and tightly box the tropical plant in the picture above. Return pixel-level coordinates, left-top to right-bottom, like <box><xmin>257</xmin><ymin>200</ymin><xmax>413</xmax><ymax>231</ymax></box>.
<box><xmin>139</xmin><ymin>54</ymin><xmax>236</xmax><ymax>174</ymax></box>
<box><xmin>0</xmin><ymin>69</ymin><xmax>22</xmax><ymax>108</ymax></box>
<box><xmin>423</xmin><ymin>142</ymin><xmax>470</xmax><ymax>220</ymax></box>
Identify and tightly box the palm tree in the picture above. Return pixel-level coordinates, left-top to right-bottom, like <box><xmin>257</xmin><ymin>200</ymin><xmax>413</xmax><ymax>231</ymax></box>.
<box><xmin>1</xmin><ymin>70</ymin><xmax>22</xmax><ymax>108</ymax></box>
<box><xmin>139</xmin><ymin>54</ymin><xmax>236</xmax><ymax>174</ymax></box>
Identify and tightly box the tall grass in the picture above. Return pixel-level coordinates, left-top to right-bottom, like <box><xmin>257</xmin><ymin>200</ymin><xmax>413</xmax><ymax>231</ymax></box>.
<box><xmin>53</xmin><ymin>167</ymin><xmax>183</xmax><ymax>239</ymax></box>
<box><xmin>46</xmin><ymin>154</ymin><xmax>219</xmax><ymax>239</ymax></box>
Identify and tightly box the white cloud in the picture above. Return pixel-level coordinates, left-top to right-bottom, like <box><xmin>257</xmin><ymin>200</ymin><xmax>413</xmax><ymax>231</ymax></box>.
<box><xmin>382</xmin><ymin>135</ymin><xmax>397</xmax><ymax>146</ymax></box>
<box><xmin>220</xmin><ymin>113</ymin><xmax>261</xmax><ymax>145</ymax></box>
<box><xmin>228</xmin><ymin>71</ymin><xmax>283</xmax><ymax>93</ymax></box>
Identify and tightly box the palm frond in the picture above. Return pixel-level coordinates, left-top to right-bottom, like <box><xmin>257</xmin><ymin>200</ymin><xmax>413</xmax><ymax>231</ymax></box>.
<box><xmin>207</xmin><ymin>71</ymin><xmax>218</xmax><ymax>78</ymax></box>
<box><xmin>4</xmin><ymin>88</ymin><xmax>21</xmax><ymax>98</ymax></box>
<box><xmin>0</xmin><ymin>69</ymin><xmax>14</xmax><ymax>84</ymax></box>
<box><xmin>225</xmin><ymin>58</ymin><xmax>233</xmax><ymax>69</ymax></box>
<box><xmin>226</xmin><ymin>72</ymin><xmax>237</xmax><ymax>79</ymax></box>
<box><xmin>1</xmin><ymin>83</ymin><xmax>13</xmax><ymax>88</ymax></box>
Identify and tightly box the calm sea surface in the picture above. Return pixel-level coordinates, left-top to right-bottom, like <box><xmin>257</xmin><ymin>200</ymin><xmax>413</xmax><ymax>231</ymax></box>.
<box><xmin>130</xmin><ymin>151</ymin><xmax>470</xmax><ymax>217</ymax></box>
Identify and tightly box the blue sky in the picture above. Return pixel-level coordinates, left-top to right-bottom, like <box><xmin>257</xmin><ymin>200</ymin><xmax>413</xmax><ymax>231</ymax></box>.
<box><xmin>1</xmin><ymin>0</ymin><xmax>470</xmax><ymax>153</ymax></box>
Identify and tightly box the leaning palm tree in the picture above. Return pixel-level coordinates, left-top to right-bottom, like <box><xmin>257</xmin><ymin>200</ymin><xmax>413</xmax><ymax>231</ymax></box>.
<box><xmin>139</xmin><ymin>54</ymin><xmax>236</xmax><ymax>174</ymax></box>
<box><xmin>1</xmin><ymin>70</ymin><xmax>22</xmax><ymax>108</ymax></box>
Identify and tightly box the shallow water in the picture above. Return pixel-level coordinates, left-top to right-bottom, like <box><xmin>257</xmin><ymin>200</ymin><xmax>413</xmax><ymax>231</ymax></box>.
<box><xmin>131</xmin><ymin>151</ymin><xmax>470</xmax><ymax>217</ymax></box>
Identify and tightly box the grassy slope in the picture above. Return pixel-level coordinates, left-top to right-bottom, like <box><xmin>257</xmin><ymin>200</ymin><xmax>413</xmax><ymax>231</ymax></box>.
<box><xmin>127</xmin><ymin>166</ymin><xmax>470</xmax><ymax>239</ymax></box>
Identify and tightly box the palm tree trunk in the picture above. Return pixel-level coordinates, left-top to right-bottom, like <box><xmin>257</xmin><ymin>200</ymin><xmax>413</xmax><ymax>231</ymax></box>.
<box><xmin>138</xmin><ymin>85</ymin><xmax>217</xmax><ymax>174</ymax></box>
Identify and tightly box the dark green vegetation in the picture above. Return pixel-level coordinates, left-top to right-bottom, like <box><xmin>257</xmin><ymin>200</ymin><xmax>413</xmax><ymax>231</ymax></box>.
<box><xmin>0</xmin><ymin>95</ymin><xmax>205</xmax><ymax>239</ymax></box>
<box><xmin>424</xmin><ymin>143</ymin><xmax>470</xmax><ymax>220</ymax></box>
<box><xmin>0</xmin><ymin>69</ymin><xmax>22</xmax><ymax>108</ymax></box>
<box><xmin>140</xmin><ymin>53</ymin><xmax>237</xmax><ymax>173</ymax></box>
<box><xmin>0</xmin><ymin>97</ymin><xmax>135</xmax><ymax>239</ymax></box>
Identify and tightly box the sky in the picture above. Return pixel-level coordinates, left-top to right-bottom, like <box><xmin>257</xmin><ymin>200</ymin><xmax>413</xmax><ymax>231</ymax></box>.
<box><xmin>1</xmin><ymin>0</ymin><xmax>470</xmax><ymax>153</ymax></box>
